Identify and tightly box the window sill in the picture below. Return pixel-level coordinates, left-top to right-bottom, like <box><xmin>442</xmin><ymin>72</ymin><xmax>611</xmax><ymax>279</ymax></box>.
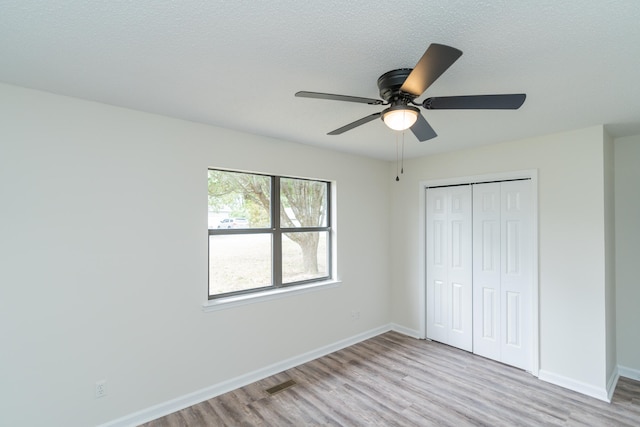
<box><xmin>202</xmin><ymin>279</ymin><xmax>341</xmax><ymax>312</ymax></box>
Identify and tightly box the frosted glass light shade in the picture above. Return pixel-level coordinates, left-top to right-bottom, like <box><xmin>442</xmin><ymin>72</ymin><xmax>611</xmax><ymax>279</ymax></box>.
<box><xmin>382</xmin><ymin>107</ymin><xmax>419</xmax><ymax>131</ymax></box>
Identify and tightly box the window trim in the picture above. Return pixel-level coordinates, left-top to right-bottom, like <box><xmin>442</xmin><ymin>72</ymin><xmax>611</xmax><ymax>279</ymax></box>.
<box><xmin>207</xmin><ymin>169</ymin><xmax>333</xmax><ymax>300</ymax></box>
<box><xmin>202</xmin><ymin>279</ymin><xmax>341</xmax><ymax>312</ymax></box>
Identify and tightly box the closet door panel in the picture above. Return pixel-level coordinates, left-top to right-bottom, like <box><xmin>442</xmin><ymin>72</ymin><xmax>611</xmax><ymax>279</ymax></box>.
<box><xmin>473</xmin><ymin>180</ymin><xmax>532</xmax><ymax>370</ymax></box>
<box><xmin>473</xmin><ymin>183</ymin><xmax>501</xmax><ymax>360</ymax></box>
<box><xmin>446</xmin><ymin>186</ymin><xmax>473</xmax><ymax>352</ymax></box>
<box><xmin>426</xmin><ymin>186</ymin><xmax>472</xmax><ymax>351</ymax></box>
<box><xmin>500</xmin><ymin>180</ymin><xmax>532</xmax><ymax>370</ymax></box>
<box><xmin>426</xmin><ymin>188</ymin><xmax>450</xmax><ymax>344</ymax></box>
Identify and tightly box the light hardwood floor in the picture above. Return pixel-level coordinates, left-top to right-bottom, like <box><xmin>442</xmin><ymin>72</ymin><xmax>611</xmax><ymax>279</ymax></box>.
<box><xmin>143</xmin><ymin>331</ymin><xmax>640</xmax><ymax>426</ymax></box>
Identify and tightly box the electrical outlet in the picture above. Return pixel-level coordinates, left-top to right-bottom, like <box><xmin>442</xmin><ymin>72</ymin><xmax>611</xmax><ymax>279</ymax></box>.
<box><xmin>351</xmin><ymin>310</ymin><xmax>360</xmax><ymax>321</ymax></box>
<box><xmin>95</xmin><ymin>380</ymin><xmax>107</xmax><ymax>398</ymax></box>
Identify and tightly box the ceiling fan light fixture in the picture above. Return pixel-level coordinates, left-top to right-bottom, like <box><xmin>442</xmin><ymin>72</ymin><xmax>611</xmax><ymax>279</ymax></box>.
<box><xmin>382</xmin><ymin>105</ymin><xmax>419</xmax><ymax>131</ymax></box>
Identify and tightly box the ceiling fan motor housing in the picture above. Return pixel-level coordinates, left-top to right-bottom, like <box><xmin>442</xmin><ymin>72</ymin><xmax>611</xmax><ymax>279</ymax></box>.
<box><xmin>377</xmin><ymin>68</ymin><xmax>415</xmax><ymax>104</ymax></box>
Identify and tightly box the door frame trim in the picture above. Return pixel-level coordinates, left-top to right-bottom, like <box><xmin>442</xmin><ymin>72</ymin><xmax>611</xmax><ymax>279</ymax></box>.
<box><xmin>418</xmin><ymin>169</ymin><xmax>539</xmax><ymax>377</ymax></box>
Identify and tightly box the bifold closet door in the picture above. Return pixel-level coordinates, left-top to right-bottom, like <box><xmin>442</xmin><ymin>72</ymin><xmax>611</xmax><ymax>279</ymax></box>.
<box><xmin>426</xmin><ymin>186</ymin><xmax>473</xmax><ymax>352</ymax></box>
<box><xmin>472</xmin><ymin>180</ymin><xmax>532</xmax><ymax>371</ymax></box>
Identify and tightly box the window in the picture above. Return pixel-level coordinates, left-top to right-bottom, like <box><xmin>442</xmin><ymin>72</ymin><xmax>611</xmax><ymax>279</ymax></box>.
<box><xmin>207</xmin><ymin>169</ymin><xmax>331</xmax><ymax>299</ymax></box>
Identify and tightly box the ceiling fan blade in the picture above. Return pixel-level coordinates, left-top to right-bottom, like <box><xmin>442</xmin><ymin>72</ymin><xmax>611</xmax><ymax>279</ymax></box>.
<box><xmin>296</xmin><ymin>91</ymin><xmax>383</xmax><ymax>105</ymax></box>
<box><xmin>410</xmin><ymin>113</ymin><xmax>438</xmax><ymax>142</ymax></box>
<box><xmin>423</xmin><ymin>94</ymin><xmax>526</xmax><ymax>110</ymax></box>
<box><xmin>327</xmin><ymin>112</ymin><xmax>382</xmax><ymax>135</ymax></box>
<box><xmin>400</xmin><ymin>44</ymin><xmax>463</xmax><ymax>97</ymax></box>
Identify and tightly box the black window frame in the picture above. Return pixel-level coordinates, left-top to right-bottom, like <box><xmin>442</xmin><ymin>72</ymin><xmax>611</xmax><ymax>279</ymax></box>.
<box><xmin>207</xmin><ymin>169</ymin><xmax>332</xmax><ymax>299</ymax></box>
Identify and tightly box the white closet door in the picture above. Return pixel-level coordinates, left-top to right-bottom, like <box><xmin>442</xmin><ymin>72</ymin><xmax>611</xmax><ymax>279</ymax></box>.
<box><xmin>472</xmin><ymin>180</ymin><xmax>532</xmax><ymax>370</ymax></box>
<box><xmin>426</xmin><ymin>186</ymin><xmax>473</xmax><ymax>352</ymax></box>
<box><xmin>500</xmin><ymin>180</ymin><xmax>532</xmax><ymax>370</ymax></box>
<box><xmin>426</xmin><ymin>187</ymin><xmax>449</xmax><ymax>345</ymax></box>
<box><xmin>472</xmin><ymin>183</ymin><xmax>502</xmax><ymax>361</ymax></box>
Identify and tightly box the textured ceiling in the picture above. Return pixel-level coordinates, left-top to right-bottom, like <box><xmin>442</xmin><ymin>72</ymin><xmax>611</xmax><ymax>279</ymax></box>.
<box><xmin>1</xmin><ymin>1</ymin><xmax>640</xmax><ymax>160</ymax></box>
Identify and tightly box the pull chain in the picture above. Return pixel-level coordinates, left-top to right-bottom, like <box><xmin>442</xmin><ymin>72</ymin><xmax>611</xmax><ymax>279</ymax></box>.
<box><xmin>395</xmin><ymin>132</ymin><xmax>400</xmax><ymax>181</ymax></box>
<box><xmin>401</xmin><ymin>131</ymin><xmax>405</xmax><ymax>175</ymax></box>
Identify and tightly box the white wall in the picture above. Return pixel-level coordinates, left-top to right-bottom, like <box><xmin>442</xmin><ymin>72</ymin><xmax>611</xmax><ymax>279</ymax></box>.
<box><xmin>389</xmin><ymin>126</ymin><xmax>611</xmax><ymax>395</ymax></box>
<box><xmin>615</xmin><ymin>134</ymin><xmax>640</xmax><ymax>375</ymax></box>
<box><xmin>0</xmin><ymin>83</ymin><xmax>391</xmax><ymax>426</ymax></box>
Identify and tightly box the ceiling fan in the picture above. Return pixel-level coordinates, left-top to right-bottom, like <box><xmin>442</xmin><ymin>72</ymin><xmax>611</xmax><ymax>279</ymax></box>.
<box><xmin>295</xmin><ymin>43</ymin><xmax>526</xmax><ymax>142</ymax></box>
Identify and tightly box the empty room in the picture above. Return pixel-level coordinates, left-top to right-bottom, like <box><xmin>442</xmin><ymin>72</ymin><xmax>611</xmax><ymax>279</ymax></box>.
<box><xmin>1</xmin><ymin>1</ymin><xmax>640</xmax><ymax>426</ymax></box>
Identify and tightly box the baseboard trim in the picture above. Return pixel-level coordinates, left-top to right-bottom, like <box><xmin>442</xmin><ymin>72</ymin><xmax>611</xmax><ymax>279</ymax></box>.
<box><xmin>607</xmin><ymin>366</ymin><xmax>620</xmax><ymax>402</ymax></box>
<box><xmin>390</xmin><ymin>323</ymin><xmax>423</xmax><ymax>339</ymax></box>
<box><xmin>618</xmin><ymin>365</ymin><xmax>640</xmax><ymax>381</ymax></box>
<box><xmin>538</xmin><ymin>369</ymin><xmax>610</xmax><ymax>402</ymax></box>
<box><xmin>98</xmin><ymin>324</ymin><xmax>394</xmax><ymax>427</ymax></box>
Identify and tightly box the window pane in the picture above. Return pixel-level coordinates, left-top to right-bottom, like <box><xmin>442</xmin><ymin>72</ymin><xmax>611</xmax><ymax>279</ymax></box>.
<box><xmin>208</xmin><ymin>170</ymin><xmax>271</xmax><ymax>229</ymax></box>
<box><xmin>282</xmin><ymin>232</ymin><xmax>328</xmax><ymax>284</ymax></box>
<box><xmin>280</xmin><ymin>178</ymin><xmax>327</xmax><ymax>228</ymax></box>
<box><xmin>209</xmin><ymin>234</ymin><xmax>272</xmax><ymax>295</ymax></box>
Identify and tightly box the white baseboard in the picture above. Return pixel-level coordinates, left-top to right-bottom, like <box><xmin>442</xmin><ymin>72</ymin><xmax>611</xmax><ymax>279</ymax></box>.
<box><xmin>538</xmin><ymin>369</ymin><xmax>610</xmax><ymax>402</ymax></box>
<box><xmin>618</xmin><ymin>365</ymin><xmax>640</xmax><ymax>381</ymax></box>
<box><xmin>390</xmin><ymin>323</ymin><xmax>423</xmax><ymax>339</ymax></box>
<box><xmin>607</xmin><ymin>366</ymin><xmax>620</xmax><ymax>402</ymax></box>
<box><xmin>99</xmin><ymin>324</ymin><xmax>394</xmax><ymax>427</ymax></box>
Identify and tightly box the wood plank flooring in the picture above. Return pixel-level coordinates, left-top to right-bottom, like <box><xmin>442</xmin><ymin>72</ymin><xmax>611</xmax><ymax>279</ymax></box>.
<box><xmin>142</xmin><ymin>331</ymin><xmax>640</xmax><ymax>426</ymax></box>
